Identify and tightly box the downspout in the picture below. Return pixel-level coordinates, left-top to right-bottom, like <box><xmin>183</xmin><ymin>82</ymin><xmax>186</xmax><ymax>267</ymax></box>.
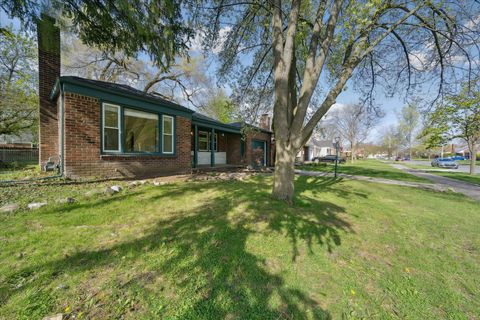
<box><xmin>0</xmin><ymin>85</ymin><xmax>65</xmax><ymax>184</ymax></box>
<box><xmin>59</xmin><ymin>83</ymin><xmax>65</xmax><ymax>176</ymax></box>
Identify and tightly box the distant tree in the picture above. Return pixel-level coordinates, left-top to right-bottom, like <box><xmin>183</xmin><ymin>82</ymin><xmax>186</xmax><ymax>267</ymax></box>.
<box><xmin>423</xmin><ymin>83</ymin><xmax>480</xmax><ymax>174</ymax></box>
<box><xmin>329</xmin><ymin>104</ymin><xmax>381</xmax><ymax>162</ymax></box>
<box><xmin>199</xmin><ymin>89</ymin><xmax>236</xmax><ymax>123</ymax></box>
<box><xmin>361</xmin><ymin>142</ymin><xmax>383</xmax><ymax>158</ymax></box>
<box><xmin>62</xmin><ymin>33</ymin><xmax>211</xmax><ymax>107</ymax></box>
<box><xmin>397</xmin><ymin>102</ymin><xmax>421</xmax><ymax>159</ymax></box>
<box><xmin>0</xmin><ymin>26</ymin><xmax>38</xmax><ymax>137</ymax></box>
<box><xmin>379</xmin><ymin>125</ymin><xmax>402</xmax><ymax>159</ymax></box>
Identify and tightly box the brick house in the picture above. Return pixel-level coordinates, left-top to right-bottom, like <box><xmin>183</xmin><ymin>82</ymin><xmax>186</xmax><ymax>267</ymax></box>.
<box><xmin>38</xmin><ymin>16</ymin><xmax>273</xmax><ymax>179</ymax></box>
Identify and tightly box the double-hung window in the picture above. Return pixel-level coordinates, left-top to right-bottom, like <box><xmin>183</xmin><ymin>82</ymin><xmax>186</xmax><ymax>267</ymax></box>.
<box><xmin>102</xmin><ymin>103</ymin><xmax>175</xmax><ymax>155</ymax></box>
<box><xmin>162</xmin><ymin>115</ymin><xmax>174</xmax><ymax>154</ymax></box>
<box><xmin>103</xmin><ymin>104</ymin><xmax>121</xmax><ymax>152</ymax></box>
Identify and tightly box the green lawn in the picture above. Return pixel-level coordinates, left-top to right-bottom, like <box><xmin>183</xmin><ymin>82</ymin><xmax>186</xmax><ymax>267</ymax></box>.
<box><xmin>0</xmin><ymin>162</ymin><xmax>54</xmax><ymax>181</ymax></box>
<box><xmin>458</xmin><ymin>160</ymin><xmax>480</xmax><ymax>166</ymax></box>
<box><xmin>1</xmin><ymin>176</ymin><xmax>479</xmax><ymax>319</ymax></box>
<box><xmin>297</xmin><ymin>160</ymin><xmax>431</xmax><ymax>183</ymax></box>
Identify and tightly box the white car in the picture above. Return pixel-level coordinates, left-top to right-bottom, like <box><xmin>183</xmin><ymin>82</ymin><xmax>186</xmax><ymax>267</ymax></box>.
<box><xmin>431</xmin><ymin>158</ymin><xmax>459</xmax><ymax>169</ymax></box>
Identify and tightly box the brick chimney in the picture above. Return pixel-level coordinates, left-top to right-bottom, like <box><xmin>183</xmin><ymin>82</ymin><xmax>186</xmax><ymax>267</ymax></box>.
<box><xmin>37</xmin><ymin>14</ymin><xmax>60</xmax><ymax>165</ymax></box>
<box><xmin>259</xmin><ymin>113</ymin><xmax>271</xmax><ymax>131</ymax></box>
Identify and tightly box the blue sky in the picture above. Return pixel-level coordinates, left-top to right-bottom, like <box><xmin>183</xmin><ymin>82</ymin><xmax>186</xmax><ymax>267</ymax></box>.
<box><xmin>0</xmin><ymin>9</ymin><xmax>406</xmax><ymax>142</ymax></box>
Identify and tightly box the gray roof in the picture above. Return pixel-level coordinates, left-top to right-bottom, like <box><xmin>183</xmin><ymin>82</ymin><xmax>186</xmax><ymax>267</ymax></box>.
<box><xmin>55</xmin><ymin>76</ymin><xmax>193</xmax><ymax>114</ymax></box>
<box><xmin>307</xmin><ymin>138</ymin><xmax>334</xmax><ymax>148</ymax></box>
<box><xmin>192</xmin><ymin>112</ymin><xmax>222</xmax><ymax>123</ymax></box>
<box><xmin>229</xmin><ymin>121</ymin><xmax>273</xmax><ymax>134</ymax></box>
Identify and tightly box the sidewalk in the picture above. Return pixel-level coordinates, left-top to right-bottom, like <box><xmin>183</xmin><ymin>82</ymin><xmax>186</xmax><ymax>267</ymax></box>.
<box><xmin>389</xmin><ymin>164</ymin><xmax>480</xmax><ymax>201</ymax></box>
<box><xmin>295</xmin><ymin>169</ymin><xmax>449</xmax><ymax>193</ymax></box>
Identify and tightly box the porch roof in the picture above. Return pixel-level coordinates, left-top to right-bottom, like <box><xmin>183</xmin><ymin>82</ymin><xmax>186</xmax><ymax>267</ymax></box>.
<box><xmin>192</xmin><ymin>113</ymin><xmax>242</xmax><ymax>134</ymax></box>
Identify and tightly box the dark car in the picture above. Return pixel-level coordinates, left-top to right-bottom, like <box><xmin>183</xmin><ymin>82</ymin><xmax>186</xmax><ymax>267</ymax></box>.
<box><xmin>312</xmin><ymin>155</ymin><xmax>346</xmax><ymax>163</ymax></box>
<box><xmin>450</xmin><ymin>155</ymin><xmax>466</xmax><ymax>161</ymax></box>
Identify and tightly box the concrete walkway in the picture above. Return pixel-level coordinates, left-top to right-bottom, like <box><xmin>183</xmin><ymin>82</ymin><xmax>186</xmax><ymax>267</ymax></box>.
<box><xmin>390</xmin><ymin>164</ymin><xmax>480</xmax><ymax>201</ymax></box>
<box><xmin>295</xmin><ymin>170</ymin><xmax>449</xmax><ymax>192</ymax></box>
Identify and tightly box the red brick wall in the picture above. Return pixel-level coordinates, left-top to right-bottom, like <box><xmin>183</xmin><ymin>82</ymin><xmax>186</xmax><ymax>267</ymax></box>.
<box><xmin>38</xmin><ymin>16</ymin><xmax>61</xmax><ymax>165</ymax></box>
<box><xmin>63</xmin><ymin>92</ymin><xmax>192</xmax><ymax>179</ymax></box>
<box><xmin>226</xmin><ymin>133</ymin><xmax>242</xmax><ymax>165</ymax></box>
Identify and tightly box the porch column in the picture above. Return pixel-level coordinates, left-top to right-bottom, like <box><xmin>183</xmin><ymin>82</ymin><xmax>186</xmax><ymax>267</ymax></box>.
<box><xmin>194</xmin><ymin>125</ymin><xmax>198</xmax><ymax>168</ymax></box>
<box><xmin>210</xmin><ymin>128</ymin><xmax>215</xmax><ymax>167</ymax></box>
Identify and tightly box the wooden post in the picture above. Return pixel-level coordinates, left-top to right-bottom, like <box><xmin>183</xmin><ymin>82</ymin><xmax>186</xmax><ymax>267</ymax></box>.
<box><xmin>210</xmin><ymin>128</ymin><xmax>215</xmax><ymax>167</ymax></box>
<box><xmin>194</xmin><ymin>125</ymin><xmax>198</xmax><ymax>168</ymax></box>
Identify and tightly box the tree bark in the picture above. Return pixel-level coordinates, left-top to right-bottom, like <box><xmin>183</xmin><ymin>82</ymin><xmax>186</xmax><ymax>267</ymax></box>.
<box><xmin>272</xmin><ymin>140</ymin><xmax>296</xmax><ymax>204</ymax></box>
<box><xmin>350</xmin><ymin>142</ymin><xmax>355</xmax><ymax>163</ymax></box>
<box><xmin>468</xmin><ymin>142</ymin><xmax>477</xmax><ymax>175</ymax></box>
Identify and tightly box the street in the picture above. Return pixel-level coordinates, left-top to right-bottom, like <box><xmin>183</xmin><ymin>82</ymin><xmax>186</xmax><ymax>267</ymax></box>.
<box><xmin>406</xmin><ymin>160</ymin><xmax>480</xmax><ymax>174</ymax></box>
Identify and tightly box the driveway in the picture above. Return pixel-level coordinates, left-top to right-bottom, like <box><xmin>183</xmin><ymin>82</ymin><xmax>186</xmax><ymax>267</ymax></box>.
<box><xmin>406</xmin><ymin>160</ymin><xmax>480</xmax><ymax>174</ymax></box>
<box><xmin>391</xmin><ymin>164</ymin><xmax>480</xmax><ymax>201</ymax></box>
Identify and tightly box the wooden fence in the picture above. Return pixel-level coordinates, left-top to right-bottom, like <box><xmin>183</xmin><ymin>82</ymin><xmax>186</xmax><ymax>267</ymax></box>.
<box><xmin>0</xmin><ymin>148</ymin><xmax>39</xmax><ymax>162</ymax></box>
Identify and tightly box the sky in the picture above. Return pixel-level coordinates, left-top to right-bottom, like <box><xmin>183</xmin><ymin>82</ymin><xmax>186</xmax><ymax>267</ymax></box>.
<box><xmin>0</xmin><ymin>9</ymin><xmax>450</xmax><ymax>143</ymax></box>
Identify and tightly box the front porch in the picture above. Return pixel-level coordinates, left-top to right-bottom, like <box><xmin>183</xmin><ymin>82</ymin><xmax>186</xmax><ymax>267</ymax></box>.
<box><xmin>191</xmin><ymin>112</ymin><xmax>273</xmax><ymax>169</ymax></box>
<box><xmin>191</xmin><ymin>114</ymin><xmax>245</xmax><ymax>168</ymax></box>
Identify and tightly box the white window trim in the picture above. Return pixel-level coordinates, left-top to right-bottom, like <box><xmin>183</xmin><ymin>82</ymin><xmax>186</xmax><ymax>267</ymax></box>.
<box><xmin>162</xmin><ymin>115</ymin><xmax>174</xmax><ymax>154</ymax></box>
<box><xmin>102</xmin><ymin>103</ymin><xmax>121</xmax><ymax>152</ymax></box>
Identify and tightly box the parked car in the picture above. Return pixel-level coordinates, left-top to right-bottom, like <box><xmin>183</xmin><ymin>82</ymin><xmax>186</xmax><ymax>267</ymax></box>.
<box><xmin>312</xmin><ymin>155</ymin><xmax>346</xmax><ymax>163</ymax></box>
<box><xmin>431</xmin><ymin>158</ymin><xmax>459</xmax><ymax>169</ymax></box>
<box><xmin>450</xmin><ymin>155</ymin><xmax>466</xmax><ymax>161</ymax></box>
<box><xmin>395</xmin><ymin>156</ymin><xmax>403</xmax><ymax>161</ymax></box>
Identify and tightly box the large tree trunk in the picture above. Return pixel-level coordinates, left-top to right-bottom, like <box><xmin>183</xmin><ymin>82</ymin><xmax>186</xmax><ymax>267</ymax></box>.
<box><xmin>469</xmin><ymin>142</ymin><xmax>477</xmax><ymax>175</ymax></box>
<box><xmin>272</xmin><ymin>140</ymin><xmax>296</xmax><ymax>203</ymax></box>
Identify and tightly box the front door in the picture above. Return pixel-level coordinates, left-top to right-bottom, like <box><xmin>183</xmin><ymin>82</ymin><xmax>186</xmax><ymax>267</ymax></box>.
<box><xmin>251</xmin><ymin>140</ymin><xmax>266</xmax><ymax>167</ymax></box>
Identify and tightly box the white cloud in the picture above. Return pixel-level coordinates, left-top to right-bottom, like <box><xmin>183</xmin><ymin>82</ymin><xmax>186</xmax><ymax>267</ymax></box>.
<box><xmin>465</xmin><ymin>14</ymin><xmax>480</xmax><ymax>29</ymax></box>
<box><xmin>188</xmin><ymin>26</ymin><xmax>232</xmax><ymax>55</ymax></box>
<box><xmin>212</xmin><ymin>26</ymin><xmax>232</xmax><ymax>54</ymax></box>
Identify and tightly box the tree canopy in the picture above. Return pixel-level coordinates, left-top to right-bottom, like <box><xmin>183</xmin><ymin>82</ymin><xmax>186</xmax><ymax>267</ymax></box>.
<box><xmin>1</xmin><ymin>0</ymin><xmax>193</xmax><ymax>70</ymax></box>
<box><xmin>190</xmin><ymin>0</ymin><xmax>479</xmax><ymax>201</ymax></box>
<box><xmin>0</xmin><ymin>26</ymin><xmax>38</xmax><ymax>137</ymax></box>
<box><xmin>423</xmin><ymin>83</ymin><xmax>480</xmax><ymax>174</ymax></box>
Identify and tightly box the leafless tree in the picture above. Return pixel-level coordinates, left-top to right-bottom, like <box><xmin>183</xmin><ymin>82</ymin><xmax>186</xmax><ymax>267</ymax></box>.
<box><xmin>328</xmin><ymin>104</ymin><xmax>381</xmax><ymax>162</ymax></box>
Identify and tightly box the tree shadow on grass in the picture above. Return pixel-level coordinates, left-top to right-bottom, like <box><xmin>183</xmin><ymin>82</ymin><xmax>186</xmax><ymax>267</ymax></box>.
<box><xmin>2</xmin><ymin>176</ymin><xmax>361</xmax><ymax>319</ymax></box>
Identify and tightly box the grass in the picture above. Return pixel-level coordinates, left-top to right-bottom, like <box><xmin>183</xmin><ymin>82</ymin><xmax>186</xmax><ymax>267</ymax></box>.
<box><xmin>458</xmin><ymin>160</ymin><xmax>480</xmax><ymax>166</ymax></box>
<box><xmin>297</xmin><ymin>159</ymin><xmax>431</xmax><ymax>183</ymax></box>
<box><xmin>0</xmin><ymin>162</ymin><xmax>55</xmax><ymax>181</ymax></box>
<box><xmin>1</xmin><ymin>175</ymin><xmax>479</xmax><ymax>319</ymax></box>
<box><xmin>430</xmin><ymin>171</ymin><xmax>480</xmax><ymax>186</ymax></box>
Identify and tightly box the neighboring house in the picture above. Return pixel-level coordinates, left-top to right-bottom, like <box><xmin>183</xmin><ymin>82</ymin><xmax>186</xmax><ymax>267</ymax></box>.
<box><xmin>455</xmin><ymin>144</ymin><xmax>480</xmax><ymax>159</ymax></box>
<box><xmin>37</xmin><ymin>16</ymin><xmax>272</xmax><ymax>179</ymax></box>
<box><xmin>0</xmin><ymin>133</ymin><xmax>36</xmax><ymax>149</ymax></box>
<box><xmin>297</xmin><ymin>138</ymin><xmax>335</xmax><ymax>162</ymax></box>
